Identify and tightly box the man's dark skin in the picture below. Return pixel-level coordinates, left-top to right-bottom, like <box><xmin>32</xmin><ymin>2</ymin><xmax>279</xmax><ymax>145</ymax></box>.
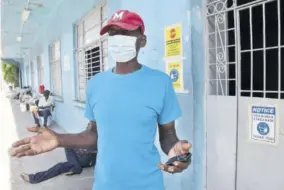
<box><xmin>11</xmin><ymin>26</ymin><xmax>191</xmax><ymax>174</ymax></box>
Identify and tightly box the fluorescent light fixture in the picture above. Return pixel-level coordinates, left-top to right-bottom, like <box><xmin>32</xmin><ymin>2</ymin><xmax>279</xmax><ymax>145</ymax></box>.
<box><xmin>17</xmin><ymin>36</ymin><xmax>22</xmax><ymax>42</ymax></box>
<box><xmin>21</xmin><ymin>8</ymin><xmax>31</xmax><ymax>22</ymax></box>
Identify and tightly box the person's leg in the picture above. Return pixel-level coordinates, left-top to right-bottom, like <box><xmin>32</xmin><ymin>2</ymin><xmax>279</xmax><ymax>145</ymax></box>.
<box><xmin>78</xmin><ymin>154</ymin><xmax>97</xmax><ymax>168</ymax></box>
<box><xmin>26</xmin><ymin>162</ymin><xmax>73</xmax><ymax>184</ymax></box>
<box><xmin>41</xmin><ymin>109</ymin><xmax>51</xmax><ymax>127</ymax></box>
<box><xmin>32</xmin><ymin>112</ymin><xmax>40</xmax><ymax>126</ymax></box>
<box><xmin>65</xmin><ymin>148</ymin><xmax>83</xmax><ymax>174</ymax></box>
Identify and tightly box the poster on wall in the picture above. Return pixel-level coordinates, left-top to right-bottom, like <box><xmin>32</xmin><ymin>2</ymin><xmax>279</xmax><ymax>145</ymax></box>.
<box><xmin>166</xmin><ymin>61</ymin><xmax>184</xmax><ymax>92</ymax></box>
<box><xmin>249</xmin><ymin>105</ymin><xmax>278</xmax><ymax>145</ymax></box>
<box><xmin>164</xmin><ymin>24</ymin><xmax>182</xmax><ymax>57</ymax></box>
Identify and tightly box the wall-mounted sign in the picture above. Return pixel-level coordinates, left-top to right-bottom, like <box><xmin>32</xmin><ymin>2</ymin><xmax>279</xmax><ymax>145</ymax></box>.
<box><xmin>164</xmin><ymin>24</ymin><xmax>182</xmax><ymax>57</ymax></box>
<box><xmin>166</xmin><ymin>61</ymin><xmax>184</xmax><ymax>91</ymax></box>
<box><xmin>249</xmin><ymin>105</ymin><xmax>278</xmax><ymax>145</ymax></box>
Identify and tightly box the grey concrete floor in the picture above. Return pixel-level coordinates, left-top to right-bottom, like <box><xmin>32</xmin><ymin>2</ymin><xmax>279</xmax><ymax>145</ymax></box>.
<box><xmin>0</xmin><ymin>91</ymin><xmax>94</xmax><ymax>190</ymax></box>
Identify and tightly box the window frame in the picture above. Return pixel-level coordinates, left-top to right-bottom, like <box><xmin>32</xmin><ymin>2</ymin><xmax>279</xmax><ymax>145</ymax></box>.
<box><xmin>37</xmin><ymin>55</ymin><xmax>44</xmax><ymax>86</ymax></box>
<box><xmin>49</xmin><ymin>40</ymin><xmax>63</xmax><ymax>97</ymax></box>
<box><xmin>74</xmin><ymin>0</ymin><xmax>108</xmax><ymax>102</ymax></box>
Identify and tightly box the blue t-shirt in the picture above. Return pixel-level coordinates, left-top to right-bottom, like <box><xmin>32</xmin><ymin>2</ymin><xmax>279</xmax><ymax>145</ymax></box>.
<box><xmin>85</xmin><ymin>65</ymin><xmax>182</xmax><ymax>190</ymax></box>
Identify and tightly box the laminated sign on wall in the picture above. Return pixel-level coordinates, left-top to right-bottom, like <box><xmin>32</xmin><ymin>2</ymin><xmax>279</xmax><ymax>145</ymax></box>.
<box><xmin>164</xmin><ymin>24</ymin><xmax>182</xmax><ymax>57</ymax></box>
<box><xmin>249</xmin><ymin>105</ymin><xmax>278</xmax><ymax>145</ymax></box>
<box><xmin>164</xmin><ymin>23</ymin><xmax>187</xmax><ymax>93</ymax></box>
<box><xmin>166</xmin><ymin>61</ymin><xmax>184</xmax><ymax>91</ymax></box>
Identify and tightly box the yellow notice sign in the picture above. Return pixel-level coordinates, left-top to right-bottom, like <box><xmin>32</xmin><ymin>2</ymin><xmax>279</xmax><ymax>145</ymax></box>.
<box><xmin>167</xmin><ymin>62</ymin><xmax>183</xmax><ymax>90</ymax></box>
<box><xmin>165</xmin><ymin>24</ymin><xmax>182</xmax><ymax>57</ymax></box>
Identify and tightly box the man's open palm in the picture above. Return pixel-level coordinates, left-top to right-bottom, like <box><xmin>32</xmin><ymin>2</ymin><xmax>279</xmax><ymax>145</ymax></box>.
<box><xmin>11</xmin><ymin>125</ymin><xmax>60</xmax><ymax>158</ymax></box>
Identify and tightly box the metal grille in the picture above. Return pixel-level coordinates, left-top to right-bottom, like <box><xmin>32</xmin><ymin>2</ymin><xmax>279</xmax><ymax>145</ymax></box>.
<box><xmin>206</xmin><ymin>0</ymin><xmax>284</xmax><ymax>99</ymax></box>
<box><xmin>49</xmin><ymin>40</ymin><xmax>62</xmax><ymax>96</ymax></box>
<box><xmin>75</xmin><ymin>1</ymin><xmax>108</xmax><ymax>101</ymax></box>
<box><xmin>37</xmin><ymin>55</ymin><xmax>44</xmax><ymax>86</ymax></box>
<box><xmin>238</xmin><ymin>0</ymin><xmax>284</xmax><ymax>99</ymax></box>
<box><xmin>206</xmin><ymin>0</ymin><xmax>238</xmax><ymax>96</ymax></box>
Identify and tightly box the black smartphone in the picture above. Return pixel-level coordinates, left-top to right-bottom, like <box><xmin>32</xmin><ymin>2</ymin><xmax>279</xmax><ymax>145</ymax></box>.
<box><xmin>165</xmin><ymin>152</ymin><xmax>192</xmax><ymax>166</ymax></box>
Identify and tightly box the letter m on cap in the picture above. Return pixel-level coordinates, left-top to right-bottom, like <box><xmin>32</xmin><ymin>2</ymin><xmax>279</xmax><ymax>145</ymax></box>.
<box><xmin>112</xmin><ymin>11</ymin><xmax>124</xmax><ymax>21</ymax></box>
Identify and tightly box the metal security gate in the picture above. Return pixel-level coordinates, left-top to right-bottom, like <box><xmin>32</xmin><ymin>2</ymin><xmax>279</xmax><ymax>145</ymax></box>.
<box><xmin>205</xmin><ymin>0</ymin><xmax>284</xmax><ymax>190</ymax></box>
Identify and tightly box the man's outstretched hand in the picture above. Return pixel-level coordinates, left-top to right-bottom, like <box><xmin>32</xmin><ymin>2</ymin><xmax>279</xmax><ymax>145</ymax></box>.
<box><xmin>10</xmin><ymin>125</ymin><xmax>60</xmax><ymax>158</ymax></box>
<box><xmin>158</xmin><ymin>140</ymin><xmax>192</xmax><ymax>174</ymax></box>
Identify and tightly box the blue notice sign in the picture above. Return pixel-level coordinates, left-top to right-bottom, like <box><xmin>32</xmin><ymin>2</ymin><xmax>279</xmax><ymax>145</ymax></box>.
<box><xmin>250</xmin><ymin>105</ymin><xmax>277</xmax><ymax>144</ymax></box>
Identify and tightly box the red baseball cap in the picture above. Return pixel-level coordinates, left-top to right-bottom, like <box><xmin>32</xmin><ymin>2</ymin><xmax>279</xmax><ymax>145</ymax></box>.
<box><xmin>100</xmin><ymin>10</ymin><xmax>145</xmax><ymax>35</ymax></box>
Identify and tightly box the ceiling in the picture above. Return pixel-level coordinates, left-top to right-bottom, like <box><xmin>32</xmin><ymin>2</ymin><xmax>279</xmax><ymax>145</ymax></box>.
<box><xmin>1</xmin><ymin>0</ymin><xmax>61</xmax><ymax>60</ymax></box>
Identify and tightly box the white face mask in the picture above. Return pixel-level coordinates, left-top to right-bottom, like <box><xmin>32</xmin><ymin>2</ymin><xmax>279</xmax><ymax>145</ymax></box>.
<box><xmin>108</xmin><ymin>35</ymin><xmax>137</xmax><ymax>63</ymax></box>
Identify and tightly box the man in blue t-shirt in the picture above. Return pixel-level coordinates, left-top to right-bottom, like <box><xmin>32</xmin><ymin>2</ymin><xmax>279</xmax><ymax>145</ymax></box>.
<box><xmin>11</xmin><ymin>10</ymin><xmax>192</xmax><ymax>190</ymax></box>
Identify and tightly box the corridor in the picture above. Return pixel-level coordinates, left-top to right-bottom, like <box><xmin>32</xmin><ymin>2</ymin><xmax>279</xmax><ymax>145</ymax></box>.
<box><xmin>0</xmin><ymin>90</ymin><xmax>94</xmax><ymax>190</ymax></box>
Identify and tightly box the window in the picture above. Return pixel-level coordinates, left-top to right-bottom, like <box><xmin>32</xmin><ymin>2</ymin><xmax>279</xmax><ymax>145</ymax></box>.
<box><xmin>49</xmin><ymin>40</ymin><xmax>62</xmax><ymax>96</ymax></box>
<box><xmin>206</xmin><ymin>0</ymin><xmax>237</xmax><ymax>97</ymax></box>
<box><xmin>31</xmin><ymin>61</ymin><xmax>35</xmax><ymax>88</ymax></box>
<box><xmin>75</xmin><ymin>1</ymin><xmax>108</xmax><ymax>101</ymax></box>
<box><xmin>206</xmin><ymin>0</ymin><xmax>284</xmax><ymax>99</ymax></box>
<box><xmin>26</xmin><ymin>65</ymin><xmax>30</xmax><ymax>86</ymax></box>
<box><xmin>238</xmin><ymin>0</ymin><xmax>284</xmax><ymax>99</ymax></box>
<box><xmin>37</xmin><ymin>55</ymin><xmax>44</xmax><ymax>86</ymax></box>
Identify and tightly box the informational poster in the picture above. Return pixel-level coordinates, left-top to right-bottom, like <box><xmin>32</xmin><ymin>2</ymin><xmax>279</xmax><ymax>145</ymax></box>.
<box><xmin>249</xmin><ymin>105</ymin><xmax>277</xmax><ymax>145</ymax></box>
<box><xmin>164</xmin><ymin>24</ymin><xmax>182</xmax><ymax>57</ymax></box>
<box><xmin>63</xmin><ymin>54</ymin><xmax>70</xmax><ymax>71</ymax></box>
<box><xmin>166</xmin><ymin>61</ymin><xmax>184</xmax><ymax>91</ymax></box>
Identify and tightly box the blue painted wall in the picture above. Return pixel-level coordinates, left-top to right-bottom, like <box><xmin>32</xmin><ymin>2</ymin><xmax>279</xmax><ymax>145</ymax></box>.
<box><xmin>190</xmin><ymin>1</ymin><xmax>206</xmax><ymax>190</ymax></box>
<box><xmin>21</xmin><ymin>0</ymin><xmax>206</xmax><ymax>189</ymax></box>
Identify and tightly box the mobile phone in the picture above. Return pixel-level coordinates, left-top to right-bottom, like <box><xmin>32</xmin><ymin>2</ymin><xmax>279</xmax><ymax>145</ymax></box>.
<box><xmin>165</xmin><ymin>152</ymin><xmax>192</xmax><ymax>166</ymax></box>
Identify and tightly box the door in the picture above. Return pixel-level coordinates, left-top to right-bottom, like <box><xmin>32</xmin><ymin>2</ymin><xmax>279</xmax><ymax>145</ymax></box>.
<box><xmin>206</xmin><ymin>0</ymin><xmax>284</xmax><ymax>190</ymax></box>
<box><xmin>236</xmin><ymin>0</ymin><xmax>284</xmax><ymax>189</ymax></box>
<box><xmin>206</xmin><ymin>0</ymin><xmax>239</xmax><ymax>189</ymax></box>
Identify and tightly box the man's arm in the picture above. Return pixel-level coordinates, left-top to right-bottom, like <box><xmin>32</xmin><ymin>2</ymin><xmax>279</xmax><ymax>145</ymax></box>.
<box><xmin>57</xmin><ymin>121</ymin><xmax>98</xmax><ymax>149</ymax></box>
<box><xmin>158</xmin><ymin>121</ymin><xmax>192</xmax><ymax>174</ymax></box>
<box><xmin>11</xmin><ymin>122</ymin><xmax>97</xmax><ymax>157</ymax></box>
<box><xmin>47</xmin><ymin>96</ymin><xmax>54</xmax><ymax>107</ymax></box>
<box><xmin>38</xmin><ymin>97</ymin><xmax>54</xmax><ymax>109</ymax></box>
<box><xmin>158</xmin><ymin>121</ymin><xmax>179</xmax><ymax>155</ymax></box>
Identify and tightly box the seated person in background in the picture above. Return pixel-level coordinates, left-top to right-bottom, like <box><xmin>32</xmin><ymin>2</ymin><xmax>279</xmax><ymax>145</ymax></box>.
<box><xmin>19</xmin><ymin>89</ymin><xmax>32</xmax><ymax>103</ymax></box>
<box><xmin>20</xmin><ymin>147</ymin><xmax>97</xmax><ymax>184</ymax></box>
<box><xmin>32</xmin><ymin>90</ymin><xmax>54</xmax><ymax>127</ymax></box>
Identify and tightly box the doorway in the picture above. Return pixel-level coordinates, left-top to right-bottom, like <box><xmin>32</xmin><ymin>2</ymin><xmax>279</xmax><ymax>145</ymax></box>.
<box><xmin>206</xmin><ymin>0</ymin><xmax>284</xmax><ymax>189</ymax></box>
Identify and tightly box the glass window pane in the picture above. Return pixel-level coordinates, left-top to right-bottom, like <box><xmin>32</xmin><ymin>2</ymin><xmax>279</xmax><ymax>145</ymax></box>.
<box><xmin>85</xmin><ymin>27</ymin><xmax>100</xmax><ymax>44</ymax></box>
<box><xmin>84</xmin><ymin>8</ymin><xmax>100</xmax><ymax>32</ymax></box>
<box><xmin>54</xmin><ymin>42</ymin><xmax>60</xmax><ymax>61</ymax></box>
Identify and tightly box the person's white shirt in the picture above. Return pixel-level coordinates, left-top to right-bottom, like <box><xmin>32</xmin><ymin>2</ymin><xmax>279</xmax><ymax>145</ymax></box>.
<box><xmin>38</xmin><ymin>96</ymin><xmax>54</xmax><ymax>108</ymax></box>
